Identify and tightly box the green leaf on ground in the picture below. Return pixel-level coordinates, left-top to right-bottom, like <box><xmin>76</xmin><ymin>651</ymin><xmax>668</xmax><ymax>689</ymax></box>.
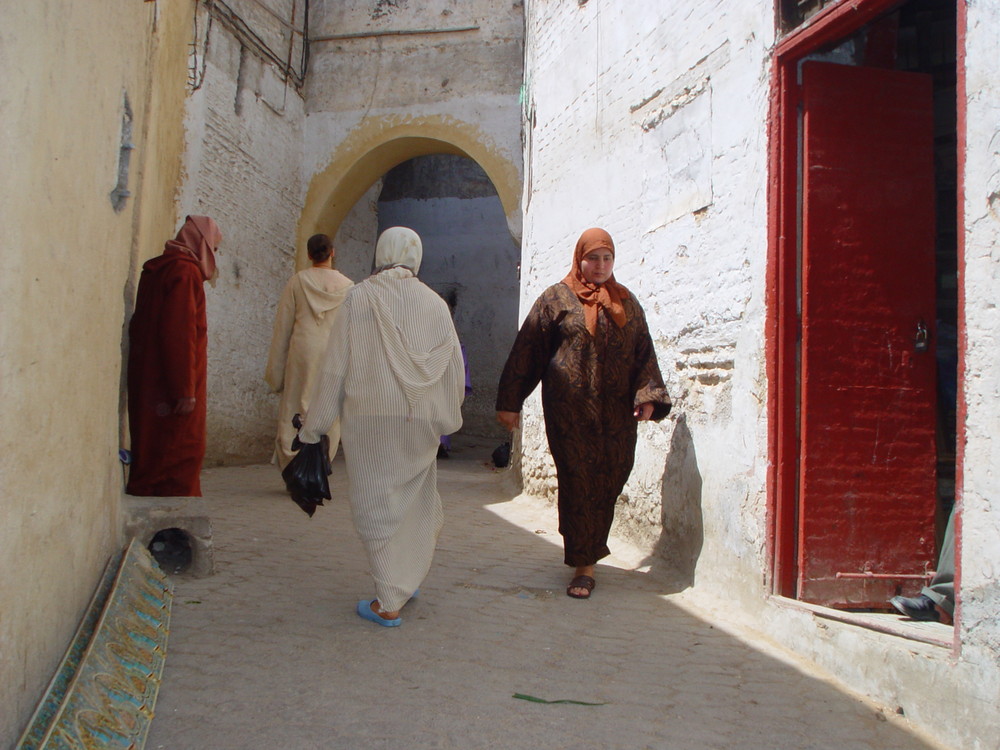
<box><xmin>513</xmin><ymin>693</ymin><xmax>607</xmax><ymax>706</ymax></box>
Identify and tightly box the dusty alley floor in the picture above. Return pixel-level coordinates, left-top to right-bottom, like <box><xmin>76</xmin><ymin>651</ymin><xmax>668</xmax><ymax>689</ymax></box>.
<box><xmin>145</xmin><ymin>442</ymin><xmax>946</xmax><ymax>750</ymax></box>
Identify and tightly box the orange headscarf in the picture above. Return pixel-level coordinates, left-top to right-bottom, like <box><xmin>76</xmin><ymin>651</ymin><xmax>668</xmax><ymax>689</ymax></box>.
<box><xmin>561</xmin><ymin>227</ymin><xmax>628</xmax><ymax>336</ymax></box>
<box><xmin>166</xmin><ymin>215</ymin><xmax>222</xmax><ymax>282</ymax></box>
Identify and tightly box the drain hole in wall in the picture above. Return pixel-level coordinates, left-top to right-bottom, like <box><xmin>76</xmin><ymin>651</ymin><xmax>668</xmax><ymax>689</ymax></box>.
<box><xmin>149</xmin><ymin>528</ymin><xmax>193</xmax><ymax>575</ymax></box>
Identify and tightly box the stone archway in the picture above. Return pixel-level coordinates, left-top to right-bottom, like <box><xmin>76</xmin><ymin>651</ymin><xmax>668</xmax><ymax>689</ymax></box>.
<box><xmin>298</xmin><ymin>115</ymin><xmax>522</xmax><ymax>267</ymax></box>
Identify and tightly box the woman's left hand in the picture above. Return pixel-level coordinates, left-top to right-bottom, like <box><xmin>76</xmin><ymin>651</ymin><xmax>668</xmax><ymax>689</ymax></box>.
<box><xmin>496</xmin><ymin>410</ymin><xmax>520</xmax><ymax>431</ymax></box>
<box><xmin>634</xmin><ymin>402</ymin><xmax>654</xmax><ymax>421</ymax></box>
<box><xmin>173</xmin><ymin>397</ymin><xmax>197</xmax><ymax>415</ymax></box>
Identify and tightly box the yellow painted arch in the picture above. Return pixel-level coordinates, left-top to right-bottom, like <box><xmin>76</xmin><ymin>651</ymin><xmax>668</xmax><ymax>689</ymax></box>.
<box><xmin>297</xmin><ymin>114</ymin><xmax>522</xmax><ymax>267</ymax></box>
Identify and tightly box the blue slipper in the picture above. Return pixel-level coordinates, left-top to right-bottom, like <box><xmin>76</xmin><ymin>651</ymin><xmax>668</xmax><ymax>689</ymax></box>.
<box><xmin>357</xmin><ymin>599</ymin><xmax>401</xmax><ymax>627</ymax></box>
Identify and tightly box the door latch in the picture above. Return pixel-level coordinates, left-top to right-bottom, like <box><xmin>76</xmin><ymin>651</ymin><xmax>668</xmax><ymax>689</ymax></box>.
<box><xmin>914</xmin><ymin>319</ymin><xmax>929</xmax><ymax>353</ymax></box>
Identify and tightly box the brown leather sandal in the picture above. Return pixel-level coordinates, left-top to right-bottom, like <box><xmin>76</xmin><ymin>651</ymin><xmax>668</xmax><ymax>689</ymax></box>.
<box><xmin>567</xmin><ymin>575</ymin><xmax>596</xmax><ymax>599</ymax></box>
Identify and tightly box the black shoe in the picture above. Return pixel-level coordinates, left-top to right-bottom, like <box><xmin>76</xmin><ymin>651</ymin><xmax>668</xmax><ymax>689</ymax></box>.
<box><xmin>890</xmin><ymin>594</ymin><xmax>940</xmax><ymax>621</ymax></box>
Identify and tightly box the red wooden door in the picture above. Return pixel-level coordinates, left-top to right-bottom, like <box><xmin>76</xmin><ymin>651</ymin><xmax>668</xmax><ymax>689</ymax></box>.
<box><xmin>798</xmin><ymin>61</ymin><xmax>937</xmax><ymax>607</ymax></box>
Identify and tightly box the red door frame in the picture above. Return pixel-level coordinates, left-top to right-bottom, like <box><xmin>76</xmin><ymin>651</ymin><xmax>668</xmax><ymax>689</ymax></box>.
<box><xmin>765</xmin><ymin>0</ymin><xmax>967</xmax><ymax>636</ymax></box>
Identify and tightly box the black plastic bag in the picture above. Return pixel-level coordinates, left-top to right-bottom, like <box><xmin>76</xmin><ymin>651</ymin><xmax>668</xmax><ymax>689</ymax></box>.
<box><xmin>491</xmin><ymin>441</ymin><xmax>511</xmax><ymax>469</ymax></box>
<box><xmin>281</xmin><ymin>414</ymin><xmax>332</xmax><ymax>517</ymax></box>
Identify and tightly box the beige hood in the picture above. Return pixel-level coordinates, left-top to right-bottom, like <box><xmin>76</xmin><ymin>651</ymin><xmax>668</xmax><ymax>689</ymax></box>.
<box><xmin>298</xmin><ymin>268</ymin><xmax>352</xmax><ymax>321</ymax></box>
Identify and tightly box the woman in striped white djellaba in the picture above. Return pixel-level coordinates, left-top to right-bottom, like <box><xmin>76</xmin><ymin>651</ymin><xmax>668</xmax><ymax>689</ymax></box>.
<box><xmin>299</xmin><ymin>226</ymin><xmax>465</xmax><ymax>627</ymax></box>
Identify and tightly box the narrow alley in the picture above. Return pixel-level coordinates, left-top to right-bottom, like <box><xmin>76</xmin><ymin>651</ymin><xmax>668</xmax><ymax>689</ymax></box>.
<box><xmin>8</xmin><ymin>4</ymin><xmax>1000</xmax><ymax>749</ymax></box>
<box><xmin>144</xmin><ymin>440</ymin><xmax>946</xmax><ymax>750</ymax></box>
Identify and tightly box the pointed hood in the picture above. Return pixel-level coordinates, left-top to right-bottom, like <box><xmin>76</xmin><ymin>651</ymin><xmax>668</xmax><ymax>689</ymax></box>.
<box><xmin>161</xmin><ymin>215</ymin><xmax>222</xmax><ymax>281</ymax></box>
<box><xmin>358</xmin><ymin>227</ymin><xmax>453</xmax><ymax>413</ymax></box>
<box><xmin>298</xmin><ymin>269</ymin><xmax>352</xmax><ymax>321</ymax></box>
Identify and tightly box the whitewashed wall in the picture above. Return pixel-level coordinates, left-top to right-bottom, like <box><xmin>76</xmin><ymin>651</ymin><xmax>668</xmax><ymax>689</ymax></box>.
<box><xmin>958</xmin><ymin>0</ymin><xmax>1000</xmax><ymax>697</ymax></box>
<box><xmin>178</xmin><ymin>2</ymin><xmax>307</xmax><ymax>464</ymax></box>
<box><xmin>521</xmin><ymin>1</ymin><xmax>772</xmax><ymax>590</ymax></box>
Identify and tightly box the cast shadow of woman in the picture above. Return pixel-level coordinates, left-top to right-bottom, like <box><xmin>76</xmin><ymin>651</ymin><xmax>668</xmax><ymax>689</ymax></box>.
<box><xmin>640</xmin><ymin>412</ymin><xmax>703</xmax><ymax>589</ymax></box>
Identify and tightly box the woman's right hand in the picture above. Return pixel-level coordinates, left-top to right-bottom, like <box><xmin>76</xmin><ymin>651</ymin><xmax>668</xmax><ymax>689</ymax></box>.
<box><xmin>496</xmin><ymin>410</ymin><xmax>520</xmax><ymax>431</ymax></box>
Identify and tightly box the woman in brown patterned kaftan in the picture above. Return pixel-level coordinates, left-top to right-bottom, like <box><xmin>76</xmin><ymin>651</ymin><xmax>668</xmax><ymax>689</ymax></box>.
<box><xmin>496</xmin><ymin>228</ymin><xmax>671</xmax><ymax>599</ymax></box>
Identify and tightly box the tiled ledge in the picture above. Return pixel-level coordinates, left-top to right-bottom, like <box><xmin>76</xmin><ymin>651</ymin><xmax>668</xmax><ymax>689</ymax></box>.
<box><xmin>16</xmin><ymin>540</ymin><xmax>173</xmax><ymax>750</ymax></box>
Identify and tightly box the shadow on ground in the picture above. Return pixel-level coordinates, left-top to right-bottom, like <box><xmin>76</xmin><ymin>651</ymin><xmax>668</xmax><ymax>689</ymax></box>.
<box><xmin>145</xmin><ymin>439</ymin><xmax>941</xmax><ymax>750</ymax></box>
<box><xmin>642</xmin><ymin>412</ymin><xmax>704</xmax><ymax>586</ymax></box>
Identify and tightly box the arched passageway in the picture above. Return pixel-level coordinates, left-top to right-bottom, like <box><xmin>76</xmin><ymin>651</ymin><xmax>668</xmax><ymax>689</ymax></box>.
<box><xmin>299</xmin><ymin>124</ymin><xmax>522</xmax><ymax>441</ymax></box>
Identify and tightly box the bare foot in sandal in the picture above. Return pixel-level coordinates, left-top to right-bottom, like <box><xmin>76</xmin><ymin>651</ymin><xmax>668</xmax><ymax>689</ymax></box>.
<box><xmin>567</xmin><ymin>565</ymin><xmax>596</xmax><ymax>599</ymax></box>
<box><xmin>370</xmin><ymin>599</ymin><xmax>401</xmax><ymax>620</ymax></box>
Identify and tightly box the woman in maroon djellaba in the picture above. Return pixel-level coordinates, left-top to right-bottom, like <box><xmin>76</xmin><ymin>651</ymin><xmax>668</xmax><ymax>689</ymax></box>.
<box><xmin>126</xmin><ymin>215</ymin><xmax>222</xmax><ymax>497</ymax></box>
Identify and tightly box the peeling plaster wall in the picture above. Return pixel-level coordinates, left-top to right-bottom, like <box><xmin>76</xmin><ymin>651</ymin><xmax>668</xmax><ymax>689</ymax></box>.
<box><xmin>0</xmin><ymin>1</ymin><xmax>191</xmax><ymax>744</ymax></box>
<box><xmin>521</xmin><ymin>1</ymin><xmax>771</xmax><ymax>594</ymax></box>
<box><xmin>177</xmin><ymin>1</ymin><xmax>307</xmax><ymax>464</ymax></box>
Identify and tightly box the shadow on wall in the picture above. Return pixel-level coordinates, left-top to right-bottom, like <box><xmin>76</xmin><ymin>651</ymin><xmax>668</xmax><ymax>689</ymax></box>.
<box><xmin>644</xmin><ymin>412</ymin><xmax>704</xmax><ymax>587</ymax></box>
